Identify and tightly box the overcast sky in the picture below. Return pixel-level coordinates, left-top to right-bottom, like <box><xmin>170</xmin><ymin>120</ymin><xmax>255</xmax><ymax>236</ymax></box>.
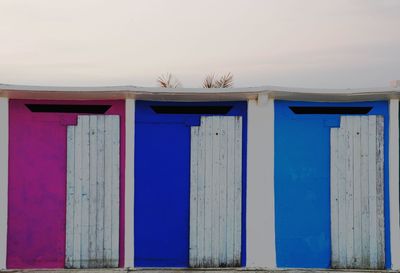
<box><xmin>0</xmin><ymin>0</ymin><xmax>399</xmax><ymax>88</ymax></box>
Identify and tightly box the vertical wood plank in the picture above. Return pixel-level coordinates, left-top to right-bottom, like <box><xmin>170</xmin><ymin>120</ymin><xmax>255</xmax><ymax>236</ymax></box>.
<box><xmin>211</xmin><ymin>117</ymin><xmax>221</xmax><ymax>267</ymax></box>
<box><xmin>368</xmin><ymin>116</ymin><xmax>378</xmax><ymax>268</ymax></box>
<box><xmin>104</xmin><ymin>116</ymin><xmax>113</xmax><ymax>266</ymax></box>
<box><xmin>80</xmin><ymin>116</ymin><xmax>91</xmax><ymax>268</ymax></box>
<box><xmin>353</xmin><ymin>116</ymin><xmax>362</xmax><ymax>267</ymax></box>
<box><xmin>226</xmin><ymin>118</ymin><xmax>236</xmax><ymax>266</ymax></box>
<box><xmin>233</xmin><ymin>117</ymin><xmax>242</xmax><ymax>266</ymax></box>
<box><xmin>72</xmin><ymin>117</ymin><xmax>83</xmax><ymax>269</ymax></box>
<box><xmin>360</xmin><ymin>116</ymin><xmax>370</xmax><ymax>268</ymax></box>
<box><xmin>110</xmin><ymin>116</ymin><xmax>120</xmax><ymax>267</ymax></box>
<box><xmin>197</xmin><ymin>118</ymin><xmax>206</xmax><ymax>267</ymax></box>
<box><xmin>96</xmin><ymin>115</ymin><xmax>105</xmax><ymax>267</ymax></box>
<box><xmin>88</xmin><ymin>116</ymin><xmax>98</xmax><ymax>267</ymax></box>
<box><xmin>330</xmin><ymin>128</ymin><xmax>339</xmax><ymax>268</ymax></box>
<box><xmin>204</xmin><ymin>117</ymin><xmax>213</xmax><ymax>265</ymax></box>
<box><xmin>219</xmin><ymin>118</ymin><xmax>228</xmax><ymax>266</ymax></box>
<box><xmin>376</xmin><ymin>116</ymin><xmax>385</xmax><ymax>269</ymax></box>
<box><xmin>337</xmin><ymin>118</ymin><xmax>347</xmax><ymax>267</ymax></box>
<box><xmin>189</xmin><ymin>126</ymin><xmax>199</xmax><ymax>267</ymax></box>
<box><xmin>345</xmin><ymin>116</ymin><xmax>355</xmax><ymax>267</ymax></box>
<box><xmin>66</xmin><ymin>126</ymin><xmax>75</xmax><ymax>268</ymax></box>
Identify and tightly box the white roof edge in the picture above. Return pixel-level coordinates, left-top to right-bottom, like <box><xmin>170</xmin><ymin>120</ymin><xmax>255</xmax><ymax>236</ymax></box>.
<box><xmin>1</xmin><ymin>83</ymin><xmax>400</xmax><ymax>93</ymax></box>
<box><xmin>1</xmin><ymin>83</ymin><xmax>400</xmax><ymax>101</ymax></box>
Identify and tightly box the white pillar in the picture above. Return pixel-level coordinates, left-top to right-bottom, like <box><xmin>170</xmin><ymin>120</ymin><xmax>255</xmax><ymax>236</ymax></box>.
<box><xmin>0</xmin><ymin>98</ymin><xmax>9</xmax><ymax>269</ymax></box>
<box><xmin>246</xmin><ymin>96</ymin><xmax>276</xmax><ymax>268</ymax></box>
<box><xmin>389</xmin><ymin>99</ymin><xmax>400</xmax><ymax>269</ymax></box>
<box><xmin>124</xmin><ymin>99</ymin><xmax>135</xmax><ymax>268</ymax></box>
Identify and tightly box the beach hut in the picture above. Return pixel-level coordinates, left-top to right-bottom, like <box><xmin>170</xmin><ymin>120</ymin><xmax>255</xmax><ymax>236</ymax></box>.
<box><xmin>5</xmin><ymin>98</ymin><xmax>125</xmax><ymax>269</ymax></box>
<box><xmin>275</xmin><ymin>100</ymin><xmax>389</xmax><ymax>269</ymax></box>
<box><xmin>134</xmin><ymin>100</ymin><xmax>247</xmax><ymax>267</ymax></box>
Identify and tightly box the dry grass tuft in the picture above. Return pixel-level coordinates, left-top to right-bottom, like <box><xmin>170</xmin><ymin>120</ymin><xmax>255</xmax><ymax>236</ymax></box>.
<box><xmin>157</xmin><ymin>73</ymin><xmax>182</xmax><ymax>88</ymax></box>
<box><xmin>157</xmin><ymin>73</ymin><xmax>233</xmax><ymax>88</ymax></box>
<box><xmin>203</xmin><ymin>73</ymin><xmax>233</xmax><ymax>88</ymax></box>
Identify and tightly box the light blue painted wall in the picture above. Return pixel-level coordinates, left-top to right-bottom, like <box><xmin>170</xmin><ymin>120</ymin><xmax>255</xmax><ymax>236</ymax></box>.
<box><xmin>274</xmin><ymin>100</ymin><xmax>391</xmax><ymax>268</ymax></box>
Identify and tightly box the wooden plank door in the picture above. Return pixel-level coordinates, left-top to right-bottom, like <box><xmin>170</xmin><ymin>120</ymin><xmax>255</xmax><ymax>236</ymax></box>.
<box><xmin>65</xmin><ymin>115</ymin><xmax>120</xmax><ymax>268</ymax></box>
<box><xmin>189</xmin><ymin>116</ymin><xmax>242</xmax><ymax>268</ymax></box>
<box><xmin>330</xmin><ymin>115</ymin><xmax>385</xmax><ymax>269</ymax></box>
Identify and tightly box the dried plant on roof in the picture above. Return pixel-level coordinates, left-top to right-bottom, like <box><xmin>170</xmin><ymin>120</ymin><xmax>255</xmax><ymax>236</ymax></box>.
<box><xmin>157</xmin><ymin>73</ymin><xmax>182</xmax><ymax>88</ymax></box>
<box><xmin>202</xmin><ymin>74</ymin><xmax>216</xmax><ymax>88</ymax></box>
<box><xmin>157</xmin><ymin>72</ymin><xmax>233</xmax><ymax>88</ymax></box>
<box><xmin>215</xmin><ymin>73</ymin><xmax>233</xmax><ymax>88</ymax></box>
<box><xmin>202</xmin><ymin>73</ymin><xmax>233</xmax><ymax>88</ymax></box>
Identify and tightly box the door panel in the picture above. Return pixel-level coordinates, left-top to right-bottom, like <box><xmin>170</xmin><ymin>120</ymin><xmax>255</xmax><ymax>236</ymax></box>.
<box><xmin>65</xmin><ymin>115</ymin><xmax>120</xmax><ymax>268</ymax></box>
<box><xmin>189</xmin><ymin>116</ymin><xmax>242</xmax><ymax>267</ymax></box>
<box><xmin>330</xmin><ymin>116</ymin><xmax>385</xmax><ymax>269</ymax></box>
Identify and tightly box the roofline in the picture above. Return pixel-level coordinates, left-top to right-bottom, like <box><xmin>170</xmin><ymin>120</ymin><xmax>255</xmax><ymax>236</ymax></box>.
<box><xmin>1</xmin><ymin>83</ymin><xmax>400</xmax><ymax>102</ymax></box>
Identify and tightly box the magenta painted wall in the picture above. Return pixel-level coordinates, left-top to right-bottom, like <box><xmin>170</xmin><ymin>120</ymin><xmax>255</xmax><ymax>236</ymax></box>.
<box><xmin>7</xmin><ymin>100</ymin><xmax>125</xmax><ymax>269</ymax></box>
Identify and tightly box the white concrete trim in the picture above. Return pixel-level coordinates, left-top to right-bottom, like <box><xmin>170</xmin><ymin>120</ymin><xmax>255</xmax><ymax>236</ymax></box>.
<box><xmin>124</xmin><ymin>99</ymin><xmax>135</xmax><ymax>268</ymax></box>
<box><xmin>0</xmin><ymin>83</ymin><xmax>399</xmax><ymax>94</ymax></box>
<box><xmin>1</xmin><ymin>83</ymin><xmax>400</xmax><ymax>102</ymax></box>
<box><xmin>0</xmin><ymin>98</ymin><xmax>8</xmax><ymax>269</ymax></box>
<box><xmin>389</xmin><ymin>99</ymin><xmax>400</xmax><ymax>269</ymax></box>
<box><xmin>246</xmin><ymin>98</ymin><xmax>276</xmax><ymax>268</ymax></box>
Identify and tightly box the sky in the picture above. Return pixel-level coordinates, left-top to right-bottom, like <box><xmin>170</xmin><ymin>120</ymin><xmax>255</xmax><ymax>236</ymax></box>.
<box><xmin>0</xmin><ymin>0</ymin><xmax>399</xmax><ymax>88</ymax></box>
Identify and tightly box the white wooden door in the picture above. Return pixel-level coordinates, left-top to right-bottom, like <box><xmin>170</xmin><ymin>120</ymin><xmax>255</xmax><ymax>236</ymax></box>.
<box><xmin>189</xmin><ymin>116</ymin><xmax>242</xmax><ymax>268</ymax></box>
<box><xmin>330</xmin><ymin>115</ymin><xmax>385</xmax><ymax>269</ymax></box>
<box><xmin>65</xmin><ymin>115</ymin><xmax>120</xmax><ymax>268</ymax></box>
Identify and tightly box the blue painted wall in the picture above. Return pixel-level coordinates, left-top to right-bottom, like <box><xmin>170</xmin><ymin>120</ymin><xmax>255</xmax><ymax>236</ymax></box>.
<box><xmin>134</xmin><ymin>101</ymin><xmax>247</xmax><ymax>267</ymax></box>
<box><xmin>274</xmin><ymin>100</ymin><xmax>391</xmax><ymax>268</ymax></box>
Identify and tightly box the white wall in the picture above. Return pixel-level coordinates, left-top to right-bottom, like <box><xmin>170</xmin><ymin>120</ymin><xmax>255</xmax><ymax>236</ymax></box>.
<box><xmin>389</xmin><ymin>99</ymin><xmax>400</xmax><ymax>269</ymax></box>
<box><xmin>0</xmin><ymin>98</ymin><xmax>8</xmax><ymax>269</ymax></box>
<box><xmin>246</xmin><ymin>96</ymin><xmax>276</xmax><ymax>268</ymax></box>
<box><xmin>124</xmin><ymin>99</ymin><xmax>135</xmax><ymax>268</ymax></box>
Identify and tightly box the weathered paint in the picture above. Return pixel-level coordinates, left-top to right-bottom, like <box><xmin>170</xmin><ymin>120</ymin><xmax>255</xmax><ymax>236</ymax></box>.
<box><xmin>0</xmin><ymin>98</ymin><xmax>8</xmax><ymax>269</ymax></box>
<box><xmin>7</xmin><ymin>100</ymin><xmax>125</xmax><ymax>269</ymax></box>
<box><xmin>331</xmin><ymin>116</ymin><xmax>385</xmax><ymax>269</ymax></box>
<box><xmin>189</xmin><ymin>116</ymin><xmax>242</xmax><ymax>268</ymax></box>
<box><xmin>66</xmin><ymin>115</ymin><xmax>120</xmax><ymax>268</ymax></box>
<box><xmin>134</xmin><ymin>101</ymin><xmax>247</xmax><ymax>267</ymax></box>
<box><xmin>274</xmin><ymin>100</ymin><xmax>390</xmax><ymax>268</ymax></box>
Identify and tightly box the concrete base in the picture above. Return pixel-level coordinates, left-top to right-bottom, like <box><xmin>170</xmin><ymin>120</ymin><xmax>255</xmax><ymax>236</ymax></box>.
<box><xmin>0</xmin><ymin>269</ymin><xmax>398</xmax><ymax>273</ymax></box>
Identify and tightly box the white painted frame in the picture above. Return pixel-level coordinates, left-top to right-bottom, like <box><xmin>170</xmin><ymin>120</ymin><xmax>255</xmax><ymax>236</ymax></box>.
<box><xmin>389</xmin><ymin>99</ymin><xmax>400</xmax><ymax>270</ymax></box>
<box><xmin>124</xmin><ymin>99</ymin><xmax>135</xmax><ymax>268</ymax></box>
<box><xmin>246</xmin><ymin>96</ymin><xmax>276</xmax><ymax>268</ymax></box>
<box><xmin>0</xmin><ymin>98</ymin><xmax>8</xmax><ymax>269</ymax></box>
